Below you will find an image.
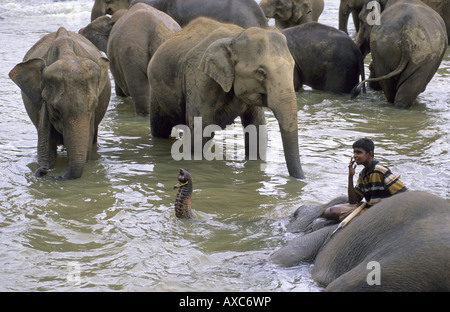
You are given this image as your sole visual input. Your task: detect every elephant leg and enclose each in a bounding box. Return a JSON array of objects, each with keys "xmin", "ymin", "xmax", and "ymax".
[
  {"xmin": 115, "ymin": 83, "xmax": 127, "ymax": 97},
  {"xmin": 149, "ymin": 93, "xmax": 173, "ymax": 138},
  {"xmin": 352, "ymin": 10, "xmax": 360, "ymax": 32},
  {"xmin": 126, "ymin": 70, "xmax": 151, "ymax": 116},
  {"xmin": 394, "ymin": 65, "xmax": 435, "ymax": 109},
  {"xmin": 240, "ymin": 107, "xmax": 266, "ymax": 160},
  {"xmin": 270, "ymin": 225, "xmax": 336, "ymax": 267}
]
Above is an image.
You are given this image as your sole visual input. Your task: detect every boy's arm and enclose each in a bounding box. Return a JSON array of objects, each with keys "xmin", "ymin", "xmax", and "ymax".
[{"xmin": 348, "ymin": 157, "xmax": 361, "ymax": 204}]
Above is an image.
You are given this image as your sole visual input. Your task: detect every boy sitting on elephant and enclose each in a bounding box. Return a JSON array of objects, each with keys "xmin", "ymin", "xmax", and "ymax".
[{"xmin": 323, "ymin": 138, "xmax": 407, "ymax": 222}]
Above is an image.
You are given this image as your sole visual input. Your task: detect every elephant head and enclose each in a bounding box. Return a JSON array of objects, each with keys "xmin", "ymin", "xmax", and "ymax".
[
  {"xmin": 9, "ymin": 55, "xmax": 110, "ymax": 179},
  {"xmin": 79, "ymin": 9, "xmax": 127, "ymax": 53},
  {"xmin": 260, "ymin": 0, "xmax": 313, "ymax": 28},
  {"xmin": 91, "ymin": 0, "xmax": 131, "ymax": 21},
  {"xmin": 199, "ymin": 27, "xmax": 304, "ymax": 179}
]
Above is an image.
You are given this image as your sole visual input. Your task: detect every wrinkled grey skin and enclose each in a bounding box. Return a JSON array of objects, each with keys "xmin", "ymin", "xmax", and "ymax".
[
  {"xmin": 271, "ymin": 191, "xmax": 450, "ymax": 291},
  {"xmin": 130, "ymin": 0, "xmax": 268, "ymax": 28},
  {"xmin": 81, "ymin": 3, "xmax": 181, "ymax": 115},
  {"xmin": 91, "ymin": 0, "xmax": 131, "ymax": 21},
  {"xmin": 339, "ymin": 0, "xmax": 364, "ymax": 34},
  {"xmin": 282, "ymin": 22, "xmax": 365, "ymax": 93},
  {"xmin": 148, "ymin": 18, "xmax": 304, "ymax": 179},
  {"xmin": 9, "ymin": 27, "xmax": 111, "ymax": 179},
  {"xmin": 353, "ymin": 0, "xmax": 447, "ymax": 109},
  {"xmin": 259, "ymin": 0, "xmax": 324, "ymax": 29}
]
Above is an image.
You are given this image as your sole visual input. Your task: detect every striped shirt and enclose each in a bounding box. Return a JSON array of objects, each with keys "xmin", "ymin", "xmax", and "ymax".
[{"xmin": 354, "ymin": 160, "xmax": 407, "ymax": 207}]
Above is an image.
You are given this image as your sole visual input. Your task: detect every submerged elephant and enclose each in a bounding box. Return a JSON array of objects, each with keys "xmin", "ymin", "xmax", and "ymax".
[
  {"xmin": 271, "ymin": 191, "xmax": 450, "ymax": 291},
  {"xmin": 352, "ymin": 0, "xmax": 447, "ymax": 108},
  {"xmin": 129, "ymin": 0, "xmax": 268, "ymax": 28},
  {"xmin": 9, "ymin": 27, "xmax": 111, "ymax": 179},
  {"xmin": 81, "ymin": 3, "xmax": 181, "ymax": 115},
  {"xmin": 339, "ymin": 0, "xmax": 364, "ymax": 34},
  {"xmin": 259, "ymin": 0, "xmax": 324, "ymax": 29},
  {"xmin": 91, "ymin": 0, "xmax": 131, "ymax": 21},
  {"xmin": 282, "ymin": 22, "xmax": 365, "ymax": 93},
  {"xmin": 148, "ymin": 18, "xmax": 305, "ymax": 179}
]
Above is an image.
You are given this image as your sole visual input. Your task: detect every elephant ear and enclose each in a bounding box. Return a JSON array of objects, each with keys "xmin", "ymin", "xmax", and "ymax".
[
  {"xmin": 9, "ymin": 58, "xmax": 46, "ymax": 110},
  {"xmin": 292, "ymin": 0, "xmax": 312, "ymax": 23},
  {"xmin": 97, "ymin": 56, "xmax": 110, "ymax": 93},
  {"xmin": 198, "ymin": 38, "xmax": 235, "ymax": 93}
]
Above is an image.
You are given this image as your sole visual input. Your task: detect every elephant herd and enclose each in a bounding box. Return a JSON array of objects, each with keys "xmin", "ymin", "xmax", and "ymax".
[
  {"xmin": 8, "ymin": 0, "xmax": 450, "ymax": 291},
  {"xmin": 9, "ymin": 0, "xmax": 448, "ymax": 180}
]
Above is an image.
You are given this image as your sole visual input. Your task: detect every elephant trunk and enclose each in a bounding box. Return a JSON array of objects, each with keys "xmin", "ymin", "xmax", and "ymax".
[
  {"xmin": 174, "ymin": 168, "xmax": 193, "ymax": 219},
  {"xmin": 267, "ymin": 78, "xmax": 305, "ymax": 179},
  {"xmin": 62, "ymin": 116, "xmax": 94, "ymax": 179}
]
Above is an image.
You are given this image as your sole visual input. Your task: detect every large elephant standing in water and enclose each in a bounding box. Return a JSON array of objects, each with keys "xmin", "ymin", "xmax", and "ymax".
[
  {"xmin": 353, "ymin": 0, "xmax": 447, "ymax": 108},
  {"xmin": 81, "ymin": 3, "xmax": 181, "ymax": 115},
  {"xmin": 9, "ymin": 27, "xmax": 111, "ymax": 179},
  {"xmin": 147, "ymin": 18, "xmax": 305, "ymax": 179},
  {"xmin": 129, "ymin": 0, "xmax": 268, "ymax": 28},
  {"xmin": 270, "ymin": 191, "xmax": 450, "ymax": 291}
]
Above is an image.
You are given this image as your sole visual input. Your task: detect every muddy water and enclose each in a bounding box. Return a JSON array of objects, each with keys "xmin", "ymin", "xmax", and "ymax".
[{"xmin": 0, "ymin": 0, "xmax": 448, "ymax": 291}]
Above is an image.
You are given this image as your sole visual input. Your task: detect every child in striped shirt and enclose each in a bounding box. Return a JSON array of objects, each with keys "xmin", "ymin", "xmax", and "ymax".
[{"xmin": 324, "ymin": 138, "xmax": 407, "ymax": 222}]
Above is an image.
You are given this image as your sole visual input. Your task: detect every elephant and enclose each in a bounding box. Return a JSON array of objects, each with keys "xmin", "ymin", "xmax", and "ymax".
[
  {"xmin": 421, "ymin": 0, "xmax": 450, "ymax": 43},
  {"xmin": 339, "ymin": 0, "xmax": 364, "ymax": 34},
  {"xmin": 80, "ymin": 3, "xmax": 181, "ymax": 115},
  {"xmin": 91, "ymin": 0, "xmax": 131, "ymax": 21},
  {"xmin": 270, "ymin": 191, "xmax": 450, "ymax": 291},
  {"xmin": 147, "ymin": 17, "xmax": 305, "ymax": 179},
  {"xmin": 259, "ymin": 0, "xmax": 324, "ymax": 29},
  {"xmin": 282, "ymin": 22, "xmax": 365, "ymax": 93},
  {"xmin": 9, "ymin": 27, "xmax": 111, "ymax": 179},
  {"xmin": 129, "ymin": 0, "xmax": 269, "ymax": 28},
  {"xmin": 352, "ymin": 0, "xmax": 447, "ymax": 109}
]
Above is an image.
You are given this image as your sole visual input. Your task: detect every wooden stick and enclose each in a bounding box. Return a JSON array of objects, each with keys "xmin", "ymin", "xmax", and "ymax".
[{"xmin": 332, "ymin": 202, "xmax": 367, "ymax": 235}]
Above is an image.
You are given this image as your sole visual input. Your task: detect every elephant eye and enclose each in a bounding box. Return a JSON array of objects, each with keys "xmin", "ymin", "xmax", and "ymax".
[{"xmin": 256, "ymin": 68, "xmax": 267, "ymax": 80}]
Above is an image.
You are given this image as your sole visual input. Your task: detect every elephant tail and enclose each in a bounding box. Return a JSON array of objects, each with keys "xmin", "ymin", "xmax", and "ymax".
[{"xmin": 350, "ymin": 31, "xmax": 411, "ymax": 99}]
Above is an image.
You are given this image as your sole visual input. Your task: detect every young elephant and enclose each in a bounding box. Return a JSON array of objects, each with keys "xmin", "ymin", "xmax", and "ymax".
[
  {"xmin": 9, "ymin": 27, "xmax": 111, "ymax": 179},
  {"xmin": 147, "ymin": 18, "xmax": 304, "ymax": 179},
  {"xmin": 353, "ymin": 0, "xmax": 448, "ymax": 108},
  {"xmin": 259, "ymin": 0, "xmax": 324, "ymax": 29},
  {"xmin": 282, "ymin": 22, "xmax": 365, "ymax": 93},
  {"xmin": 81, "ymin": 3, "xmax": 181, "ymax": 115}
]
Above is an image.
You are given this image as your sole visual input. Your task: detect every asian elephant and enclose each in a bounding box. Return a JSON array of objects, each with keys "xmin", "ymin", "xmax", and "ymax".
[
  {"xmin": 282, "ymin": 22, "xmax": 365, "ymax": 93},
  {"xmin": 91, "ymin": 0, "xmax": 131, "ymax": 21},
  {"xmin": 339, "ymin": 0, "xmax": 364, "ymax": 34},
  {"xmin": 352, "ymin": 0, "xmax": 447, "ymax": 109},
  {"xmin": 259, "ymin": 0, "xmax": 324, "ymax": 29},
  {"xmin": 129, "ymin": 0, "xmax": 268, "ymax": 28},
  {"xmin": 9, "ymin": 27, "xmax": 111, "ymax": 179},
  {"xmin": 80, "ymin": 3, "xmax": 181, "ymax": 115},
  {"xmin": 270, "ymin": 191, "xmax": 450, "ymax": 291},
  {"xmin": 147, "ymin": 18, "xmax": 305, "ymax": 179}
]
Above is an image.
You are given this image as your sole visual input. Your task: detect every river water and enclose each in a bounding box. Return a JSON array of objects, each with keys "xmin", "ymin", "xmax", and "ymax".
[{"xmin": 0, "ymin": 0, "xmax": 448, "ymax": 292}]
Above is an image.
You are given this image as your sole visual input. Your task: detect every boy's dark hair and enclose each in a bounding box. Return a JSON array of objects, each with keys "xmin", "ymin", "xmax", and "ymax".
[{"xmin": 353, "ymin": 138, "xmax": 374, "ymax": 153}]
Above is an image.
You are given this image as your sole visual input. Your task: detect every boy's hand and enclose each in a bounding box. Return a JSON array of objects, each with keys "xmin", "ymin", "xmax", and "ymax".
[{"xmin": 349, "ymin": 157, "xmax": 357, "ymax": 176}]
